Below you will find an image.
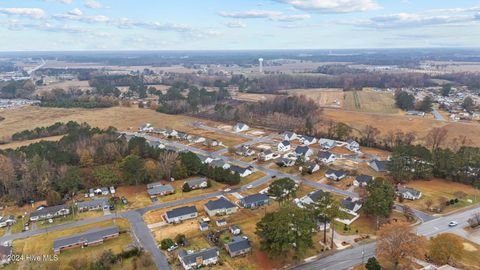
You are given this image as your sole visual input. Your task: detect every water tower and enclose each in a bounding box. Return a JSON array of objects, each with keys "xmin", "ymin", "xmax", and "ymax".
[{"xmin": 258, "ymin": 58, "xmax": 264, "ymax": 73}]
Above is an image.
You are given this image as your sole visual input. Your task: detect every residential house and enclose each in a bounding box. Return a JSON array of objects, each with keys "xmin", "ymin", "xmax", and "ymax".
[
  {"xmin": 300, "ymin": 136, "xmax": 317, "ymax": 145},
  {"xmin": 199, "ymin": 221, "xmax": 209, "ymax": 231},
  {"xmin": 235, "ymin": 145, "xmax": 255, "ymax": 156},
  {"xmin": 353, "ymin": 175, "xmax": 374, "ymax": 187},
  {"xmin": 276, "ymin": 157, "xmax": 295, "ymax": 167},
  {"xmin": 340, "ymin": 197, "xmax": 362, "ymax": 215},
  {"xmin": 317, "ymin": 151, "xmax": 336, "ymax": 164},
  {"xmin": 225, "ymin": 236, "xmax": 252, "ymax": 257},
  {"xmin": 204, "ymin": 197, "xmax": 238, "ymax": 217},
  {"xmin": 148, "ymin": 140, "xmax": 165, "ymax": 149},
  {"xmin": 178, "ymin": 248, "xmax": 219, "ymax": 270},
  {"xmin": 30, "ymin": 204, "xmax": 70, "ymax": 222},
  {"xmin": 165, "ymin": 129, "xmax": 178, "ymax": 138},
  {"xmin": 283, "ymin": 132, "xmax": 298, "ymax": 141},
  {"xmin": 294, "ymin": 146, "xmax": 314, "ymax": 161},
  {"xmin": 233, "ymin": 123, "xmax": 249, "ymax": 133},
  {"xmin": 100, "ymin": 187, "xmax": 109, "ymax": 195},
  {"xmin": 346, "ymin": 139, "xmax": 360, "ymax": 152},
  {"xmin": 325, "ymin": 170, "xmax": 347, "ymax": 181},
  {"xmin": 189, "ymin": 136, "xmax": 206, "ymax": 144},
  {"xmin": 176, "ymin": 132, "xmax": 190, "ymax": 141},
  {"xmin": 196, "ymin": 154, "xmax": 214, "ymax": 164},
  {"xmin": 53, "ymin": 226, "xmax": 119, "ymax": 254},
  {"xmin": 277, "ymin": 141, "xmax": 291, "ymax": 152},
  {"xmin": 368, "ymin": 159, "xmax": 388, "ymax": 172},
  {"xmin": 139, "ymin": 123, "xmax": 153, "ymax": 132},
  {"xmin": 0, "ymin": 216, "xmax": 15, "ymax": 228},
  {"xmin": 164, "ymin": 206, "xmax": 198, "ymax": 224},
  {"xmin": 77, "ymin": 198, "xmax": 109, "ymax": 212},
  {"xmin": 396, "ymin": 187, "xmax": 422, "ymax": 200},
  {"xmin": 319, "ymin": 138, "xmax": 336, "ymax": 150},
  {"xmin": 259, "ymin": 149, "xmax": 276, "ymax": 161},
  {"xmin": 230, "ymin": 165, "xmax": 253, "ymax": 177},
  {"xmin": 147, "ymin": 181, "xmax": 163, "ymax": 189},
  {"xmin": 203, "ymin": 139, "xmax": 222, "ymax": 147},
  {"xmin": 297, "ymin": 190, "xmax": 325, "ymax": 206},
  {"xmin": 407, "ymin": 110, "xmax": 426, "ymax": 117},
  {"xmin": 147, "ymin": 184, "xmax": 175, "ymax": 198},
  {"xmin": 216, "ymin": 219, "xmax": 227, "ymax": 226},
  {"xmin": 185, "ymin": 178, "xmax": 209, "ymax": 190},
  {"xmin": 229, "ymin": 225, "xmax": 241, "ymax": 235},
  {"xmin": 300, "ymin": 162, "xmax": 320, "ymax": 174},
  {"xmin": 240, "ymin": 193, "xmax": 269, "ymax": 209},
  {"xmin": 0, "ymin": 246, "xmax": 12, "ymax": 266},
  {"xmin": 210, "ymin": 159, "xmax": 230, "ymax": 170}
]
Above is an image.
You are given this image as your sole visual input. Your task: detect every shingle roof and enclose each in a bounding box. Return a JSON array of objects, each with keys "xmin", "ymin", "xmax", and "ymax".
[
  {"xmin": 147, "ymin": 181, "xmax": 163, "ymax": 189},
  {"xmin": 147, "ymin": 185, "xmax": 174, "ymax": 196},
  {"xmin": 308, "ymin": 190, "xmax": 325, "ymax": 202},
  {"xmin": 165, "ymin": 206, "xmax": 197, "ymax": 220},
  {"xmin": 279, "ymin": 141, "xmax": 290, "ymax": 146},
  {"xmin": 205, "ymin": 197, "xmax": 236, "ymax": 211},
  {"xmin": 317, "ymin": 151, "xmax": 334, "ymax": 159},
  {"xmin": 30, "ymin": 204, "xmax": 69, "ymax": 219},
  {"xmin": 295, "ymin": 146, "xmax": 311, "ymax": 155},
  {"xmin": 178, "ymin": 248, "xmax": 219, "ymax": 265},
  {"xmin": 355, "ymin": 174, "xmax": 373, "ymax": 184},
  {"xmin": 326, "ymin": 169, "xmax": 347, "ymax": 178},
  {"xmin": 187, "ymin": 178, "xmax": 207, "ymax": 188},
  {"xmin": 53, "ymin": 226, "xmax": 119, "ymax": 251},
  {"xmin": 341, "ymin": 197, "xmax": 359, "ymax": 211},
  {"xmin": 241, "ymin": 193, "xmax": 269, "ymax": 205},
  {"xmin": 230, "ymin": 165, "xmax": 249, "ymax": 174},
  {"xmin": 398, "ymin": 187, "xmax": 421, "ymax": 197},
  {"xmin": 226, "ymin": 236, "xmax": 251, "ymax": 253},
  {"xmin": 77, "ymin": 198, "xmax": 109, "ymax": 209},
  {"xmin": 370, "ymin": 159, "xmax": 388, "ymax": 171}
]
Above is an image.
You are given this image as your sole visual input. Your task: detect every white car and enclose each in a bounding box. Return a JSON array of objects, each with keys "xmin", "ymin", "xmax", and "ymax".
[
  {"xmin": 448, "ymin": 221, "xmax": 458, "ymax": 227},
  {"xmin": 246, "ymin": 185, "xmax": 253, "ymax": 189},
  {"xmin": 224, "ymin": 188, "xmax": 231, "ymax": 192}
]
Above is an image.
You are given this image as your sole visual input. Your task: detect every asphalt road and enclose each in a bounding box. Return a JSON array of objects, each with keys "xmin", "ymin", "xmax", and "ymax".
[{"xmin": 432, "ymin": 109, "xmax": 446, "ymax": 121}]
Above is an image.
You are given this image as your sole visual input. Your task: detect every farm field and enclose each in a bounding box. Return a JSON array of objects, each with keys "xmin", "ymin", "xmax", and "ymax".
[
  {"xmin": 0, "ymin": 135, "xmax": 64, "ymax": 150},
  {"xmin": 320, "ymin": 108, "xmax": 480, "ymax": 147},
  {"xmin": 233, "ymin": 92, "xmax": 278, "ymax": 102},
  {"xmin": 284, "ymin": 88, "xmax": 344, "ymax": 108},
  {"xmin": 6, "ymin": 219, "xmax": 139, "ymax": 270},
  {"xmin": 401, "ymin": 179, "xmax": 480, "ymax": 214},
  {"xmin": 344, "ymin": 90, "xmax": 398, "ymax": 114}
]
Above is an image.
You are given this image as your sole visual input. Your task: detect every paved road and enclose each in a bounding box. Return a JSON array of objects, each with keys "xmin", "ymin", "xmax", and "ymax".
[
  {"xmin": 292, "ymin": 205, "xmax": 480, "ymax": 270},
  {"xmin": 432, "ymin": 109, "xmax": 445, "ymax": 121},
  {"xmin": 394, "ymin": 204, "xmax": 436, "ymax": 222}
]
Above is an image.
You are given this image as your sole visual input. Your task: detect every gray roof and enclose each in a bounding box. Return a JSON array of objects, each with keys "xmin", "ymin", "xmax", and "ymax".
[
  {"xmin": 302, "ymin": 136, "xmax": 316, "ymax": 142},
  {"xmin": 326, "ymin": 169, "xmax": 347, "ymax": 178},
  {"xmin": 230, "ymin": 165, "xmax": 250, "ymax": 174},
  {"xmin": 147, "ymin": 181, "xmax": 163, "ymax": 189},
  {"xmin": 226, "ymin": 236, "xmax": 251, "ymax": 253},
  {"xmin": 370, "ymin": 159, "xmax": 388, "ymax": 171},
  {"xmin": 295, "ymin": 146, "xmax": 311, "ymax": 155},
  {"xmin": 210, "ymin": 159, "xmax": 227, "ymax": 168},
  {"xmin": 308, "ymin": 190, "xmax": 325, "ymax": 202},
  {"xmin": 53, "ymin": 226, "xmax": 119, "ymax": 251},
  {"xmin": 178, "ymin": 247, "xmax": 219, "ymax": 265},
  {"xmin": 30, "ymin": 204, "xmax": 69, "ymax": 219},
  {"xmin": 397, "ymin": 187, "xmax": 421, "ymax": 197},
  {"xmin": 77, "ymin": 198, "xmax": 109, "ymax": 209},
  {"xmin": 341, "ymin": 197, "xmax": 360, "ymax": 211},
  {"xmin": 147, "ymin": 184, "xmax": 174, "ymax": 196},
  {"xmin": 284, "ymin": 131, "xmax": 296, "ymax": 138},
  {"xmin": 317, "ymin": 151, "xmax": 334, "ymax": 159},
  {"xmin": 279, "ymin": 141, "xmax": 290, "ymax": 146},
  {"xmin": 241, "ymin": 193, "xmax": 269, "ymax": 205},
  {"xmin": 187, "ymin": 178, "xmax": 208, "ymax": 188},
  {"xmin": 0, "ymin": 246, "xmax": 12, "ymax": 256},
  {"xmin": 355, "ymin": 174, "xmax": 373, "ymax": 184},
  {"xmin": 205, "ymin": 197, "xmax": 236, "ymax": 211},
  {"xmin": 166, "ymin": 206, "xmax": 197, "ymax": 220}
]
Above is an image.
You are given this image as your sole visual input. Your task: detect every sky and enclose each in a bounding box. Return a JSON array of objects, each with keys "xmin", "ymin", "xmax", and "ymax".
[{"xmin": 0, "ymin": 0, "xmax": 479, "ymax": 51}]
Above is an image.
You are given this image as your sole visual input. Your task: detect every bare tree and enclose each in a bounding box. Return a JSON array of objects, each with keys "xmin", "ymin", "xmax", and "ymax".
[
  {"xmin": 362, "ymin": 125, "xmax": 380, "ymax": 147},
  {"xmin": 157, "ymin": 151, "xmax": 178, "ymax": 181},
  {"xmin": 426, "ymin": 127, "xmax": 449, "ymax": 150}
]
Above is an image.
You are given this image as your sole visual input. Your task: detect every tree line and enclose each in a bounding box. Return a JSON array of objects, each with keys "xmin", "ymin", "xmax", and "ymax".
[{"xmin": 11, "ymin": 121, "xmax": 83, "ymax": 141}]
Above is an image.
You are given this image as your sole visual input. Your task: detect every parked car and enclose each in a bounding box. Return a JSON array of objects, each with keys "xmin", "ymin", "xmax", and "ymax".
[
  {"xmin": 246, "ymin": 185, "xmax": 253, "ymax": 189},
  {"xmin": 224, "ymin": 188, "xmax": 231, "ymax": 192},
  {"xmin": 448, "ymin": 221, "xmax": 458, "ymax": 227}
]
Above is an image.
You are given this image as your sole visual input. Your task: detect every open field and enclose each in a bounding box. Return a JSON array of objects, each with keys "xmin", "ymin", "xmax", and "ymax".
[
  {"xmin": 283, "ymin": 88, "xmax": 344, "ymax": 108},
  {"xmin": 35, "ymin": 80, "xmax": 91, "ymax": 95},
  {"xmin": 402, "ymin": 179, "xmax": 480, "ymax": 214},
  {"xmin": 344, "ymin": 90, "xmax": 398, "ymax": 114},
  {"xmin": 233, "ymin": 92, "xmax": 278, "ymax": 102},
  {"xmin": 0, "ymin": 135, "xmax": 64, "ymax": 149},
  {"xmin": 320, "ymin": 108, "xmax": 480, "ymax": 147},
  {"xmin": 6, "ymin": 219, "xmax": 133, "ymax": 270}
]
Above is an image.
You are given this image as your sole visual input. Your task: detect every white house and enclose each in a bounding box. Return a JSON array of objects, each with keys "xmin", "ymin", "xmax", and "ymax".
[
  {"xmin": 325, "ymin": 170, "xmax": 347, "ymax": 181},
  {"xmin": 340, "ymin": 197, "xmax": 362, "ymax": 215},
  {"xmin": 236, "ymin": 145, "xmax": 255, "ymax": 156},
  {"xmin": 300, "ymin": 136, "xmax": 317, "ymax": 145},
  {"xmin": 346, "ymin": 139, "xmax": 360, "ymax": 152},
  {"xmin": 396, "ymin": 187, "xmax": 422, "ymax": 200},
  {"xmin": 300, "ymin": 163, "xmax": 320, "ymax": 174},
  {"xmin": 317, "ymin": 151, "xmax": 336, "ymax": 164},
  {"xmin": 233, "ymin": 123, "xmax": 249, "ymax": 133},
  {"xmin": 319, "ymin": 138, "xmax": 336, "ymax": 150},
  {"xmin": 353, "ymin": 175, "xmax": 373, "ymax": 187},
  {"xmin": 283, "ymin": 132, "xmax": 298, "ymax": 141},
  {"xmin": 231, "ymin": 165, "xmax": 253, "ymax": 177},
  {"xmin": 294, "ymin": 146, "xmax": 314, "ymax": 161},
  {"xmin": 139, "ymin": 123, "xmax": 154, "ymax": 132},
  {"xmin": 178, "ymin": 248, "xmax": 219, "ymax": 270},
  {"xmin": 259, "ymin": 150, "xmax": 276, "ymax": 161},
  {"xmin": 277, "ymin": 141, "xmax": 291, "ymax": 152}
]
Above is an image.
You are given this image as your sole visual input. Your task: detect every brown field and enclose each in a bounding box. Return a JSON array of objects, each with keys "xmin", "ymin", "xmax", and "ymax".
[
  {"xmin": 35, "ymin": 80, "xmax": 91, "ymax": 95},
  {"xmin": 320, "ymin": 108, "xmax": 480, "ymax": 147},
  {"xmin": 284, "ymin": 88, "xmax": 344, "ymax": 108},
  {"xmin": 233, "ymin": 92, "xmax": 278, "ymax": 102},
  {"xmin": 344, "ymin": 90, "xmax": 398, "ymax": 114},
  {"xmin": 0, "ymin": 135, "xmax": 64, "ymax": 150},
  {"xmin": 401, "ymin": 179, "xmax": 479, "ymax": 213},
  {"xmin": 6, "ymin": 219, "xmax": 139, "ymax": 270}
]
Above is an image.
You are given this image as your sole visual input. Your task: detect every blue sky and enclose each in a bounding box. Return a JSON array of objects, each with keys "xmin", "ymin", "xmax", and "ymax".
[{"xmin": 0, "ymin": 0, "xmax": 479, "ymax": 51}]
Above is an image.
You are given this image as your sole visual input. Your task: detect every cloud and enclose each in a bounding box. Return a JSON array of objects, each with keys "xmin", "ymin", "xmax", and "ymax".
[
  {"xmin": 218, "ymin": 10, "xmax": 310, "ymax": 21},
  {"xmin": 53, "ymin": 11, "xmax": 109, "ymax": 23},
  {"xmin": 67, "ymin": 8, "xmax": 83, "ymax": 16},
  {"xmin": 223, "ymin": 21, "xmax": 247, "ymax": 28},
  {"xmin": 3, "ymin": 20, "xmax": 87, "ymax": 33},
  {"xmin": 273, "ymin": 0, "xmax": 380, "ymax": 13},
  {"xmin": 84, "ymin": 0, "xmax": 105, "ymax": 9},
  {"xmin": 0, "ymin": 8, "xmax": 46, "ymax": 19},
  {"xmin": 348, "ymin": 13, "xmax": 476, "ymax": 29},
  {"xmin": 41, "ymin": 0, "xmax": 74, "ymax": 4}
]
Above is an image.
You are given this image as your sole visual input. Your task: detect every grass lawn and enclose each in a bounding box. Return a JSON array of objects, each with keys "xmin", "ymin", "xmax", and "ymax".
[
  {"xmin": 344, "ymin": 90, "xmax": 398, "ymax": 114},
  {"xmin": 36, "ymin": 210, "xmax": 105, "ymax": 229},
  {"xmin": 238, "ymin": 172, "xmax": 267, "ymax": 187},
  {"xmin": 335, "ymin": 211, "xmax": 414, "ymax": 237},
  {"xmin": 115, "ymin": 185, "xmax": 153, "ymax": 210},
  {"xmin": 402, "ymin": 179, "xmax": 480, "ymax": 214},
  {"xmin": 157, "ymin": 179, "xmax": 226, "ymax": 204},
  {"xmin": 6, "ymin": 219, "xmax": 132, "ymax": 270}
]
